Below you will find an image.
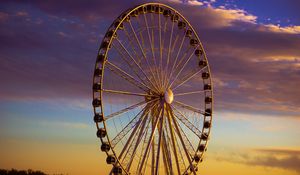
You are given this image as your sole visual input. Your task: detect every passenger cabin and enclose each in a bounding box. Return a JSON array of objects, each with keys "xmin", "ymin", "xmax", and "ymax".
[
  {"xmin": 205, "ymin": 96, "xmax": 212, "ymax": 104},
  {"xmin": 185, "ymin": 29, "xmax": 192, "ymax": 37},
  {"xmin": 106, "ymin": 155, "xmax": 116, "ymax": 164},
  {"xmin": 93, "ymin": 83, "xmax": 101, "ymax": 92},
  {"xmin": 94, "ymin": 113, "xmax": 104, "ymax": 123},
  {"xmin": 198, "ymin": 144, "xmax": 206, "ymax": 152},
  {"xmin": 204, "ymin": 84, "xmax": 211, "ymax": 90},
  {"xmin": 92, "ymin": 98, "xmax": 101, "ymax": 107},
  {"xmin": 112, "ymin": 166, "xmax": 122, "ymax": 175},
  {"xmin": 195, "ymin": 49, "xmax": 203, "ymax": 57},
  {"xmin": 202, "ymin": 72, "xmax": 210, "ymax": 79},
  {"xmin": 178, "ymin": 21, "xmax": 186, "ymax": 29},
  {"xmin": 97, "ymin": 128, "xmax": 107, "ymax": 138},
  {"xmin": 204, "ymin": 121, "xmax": 211, "ymax": 128},
  {"xmin": 198, "ymin": 60, "xmax": 207, "ymax": 68},
  {"xmin": 94, "ymin": 68, "xmax": 102, "ymax": 77},
  {"xmin": 101, "ymin": 142, "xmax": 110, "ymax": 152}
]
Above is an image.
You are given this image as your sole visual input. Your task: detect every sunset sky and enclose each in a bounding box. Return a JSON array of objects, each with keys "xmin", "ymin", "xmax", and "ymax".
[{"xmin": 0, "ymin": 0, "xmax": 300, "ymax": 175}]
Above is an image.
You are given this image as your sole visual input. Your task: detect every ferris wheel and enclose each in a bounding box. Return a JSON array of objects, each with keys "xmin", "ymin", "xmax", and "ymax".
[{"xmin": 92, "ymin": 3, "xmax": 213, "ymax": 175}]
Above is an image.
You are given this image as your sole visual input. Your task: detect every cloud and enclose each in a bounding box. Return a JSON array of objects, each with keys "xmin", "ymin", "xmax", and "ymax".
[
  {"xmin": 168, "ymin": 0, "xmax": 256, "ymax": 26},
  {"xmin": 0, "ymin": 0, "xmax": 300, "ymax": 118},
  {"xmin": 163, "ymin": 0, "xmax": 204, "ymax": 6},
  {"xmin": 213, "ymin": 147, "xmax": 300, "ymax": 173},
  {"xmin": 262, "ymin": 24, "xmax": 300, "ymax": 34},
  {"xmin": 254, "ymin": 148, "xmax": 300, "ymax": 155},
  {"xmin": 213, "ymin": 7, "xmax": 257, "ymax": 25},
  {"xmin": 186, "ymin": 0, "xmax": 204, "ymax": 6},
  {"xmin": 249, "ymin": 156, "xmax": 300, "ymax": 173},
  {"xmin": 0, "ymin": 12, "xmax": 9, "ymax": 22},
  {"xmin": 248, "ymin": 148, "xmax": 300, "ymax": 173},
  {"xmin": 15, "ymin": 11, "xmax": 29, "ymax": 17},
  {"xmin": 9, "ymin": 0, "xmax": 143, "ymax": 22},
  {"xmin": 57, "ymin": 31, "xmax": 71, "ymax": 38}
]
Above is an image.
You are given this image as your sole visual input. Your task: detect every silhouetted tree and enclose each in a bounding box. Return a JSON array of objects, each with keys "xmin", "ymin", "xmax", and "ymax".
[{"xmin": 0, "ymin": 169, "xmax": 48, "ymax": 175}]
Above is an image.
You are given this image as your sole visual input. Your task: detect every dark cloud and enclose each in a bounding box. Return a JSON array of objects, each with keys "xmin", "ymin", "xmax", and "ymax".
[
  {"xmin": 0, "ymin": 6, "xmax": 99, "ymax": 100},
  {"xmin": 213, "ymin": 148, "xmax": 300, "ymax": 173},
  {"xmin": 248, "ymin": 150, "xmax": 300, "ymax": 173},
  {"xmin": 1, "ymin": 0, "xmax": 145, "ymax": 22},
  {"xmin": 168, "ymin": 3, "xmax": 300, "ymax": 116},
  {"xmin": 1, "ymin": 0, "xmax": 300, "ymax": 117}
]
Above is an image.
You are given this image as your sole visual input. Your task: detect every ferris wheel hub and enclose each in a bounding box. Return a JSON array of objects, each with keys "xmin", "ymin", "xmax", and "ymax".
[{"xmin": 164, "ymin": 89, "xmax": 174, "ymax": 104}]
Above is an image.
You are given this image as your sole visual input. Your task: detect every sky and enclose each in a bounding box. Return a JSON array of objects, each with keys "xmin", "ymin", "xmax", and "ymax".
[{"xmin": 0, "ymin": 0, "xmax": 300, "ymax": 174}]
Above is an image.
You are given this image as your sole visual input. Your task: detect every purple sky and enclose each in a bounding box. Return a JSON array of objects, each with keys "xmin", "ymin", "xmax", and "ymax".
[
  {"xmin": 1, "ymin": 0, "xmax": 299, "ymax": 116},
  {"xmin": 0, "ymin": 0, "xmax": 300, "ymax": 174}
]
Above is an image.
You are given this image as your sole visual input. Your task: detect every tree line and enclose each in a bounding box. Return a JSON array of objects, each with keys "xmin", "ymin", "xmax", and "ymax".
[{"xmin": 0, "ymin": 169, "xmax": 64, "ymax": 175}]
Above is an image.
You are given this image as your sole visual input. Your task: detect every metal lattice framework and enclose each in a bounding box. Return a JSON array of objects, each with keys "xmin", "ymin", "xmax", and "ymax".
[{"xmin": 92, "ymin": 3, "xmax": 213, "ymax": 175}]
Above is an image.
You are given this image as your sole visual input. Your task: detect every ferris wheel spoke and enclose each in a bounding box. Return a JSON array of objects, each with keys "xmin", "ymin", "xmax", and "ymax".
[
  {"xmin": 138, "ymin": 29, "xmax": 154, "ymax": 78},
  {"xmin": 128, "ymin": 104, "xmax": 158, "ymax": 172},
  {"xmin": 160, "ymin": 17, "xmax": 170, "ymax": 91},
  {"xmin": 162, "ymin": 120, "xmax": 175, "ymax": 174},
  {"xmin": 167, "ymin": 29, "xmax": 188, "ymax": 90},
  {"xmin": 139, "ymin": 32, "xmax": 147, "ymax": 58},
  {"xmin": 174, "ymin": 113, "xmax": 196, "ymax": 155},
  {"xmin": 158, "ymin": 10, "xmax": 164, "ymax": 90},
  {"xmin": 171, "ymin": 34, "xmax": 180, "ymax": 54},
  {"xmin": 143, "ymin": 14, "xmax": 162, "ymax": 91},
  {"xmin": 176, "ymin": 123, "xmax": 198, "ymax": 175},
  {"xmin": 163, "ymin": 33, "xmax": 179, "ymax": 91},
  {"xmin": 162, "ymin": 152, "xmax": 170, "ymax": 175},
  {"xmin": 167, "ymin": 46, "xmax": 192, "ymax": 89},
  {"xmin": 151, "ymin": 16, "xmax": 157, "ymax": 67},
  {"xmin": 102, "ymin": 89, "xmax": 154, "ymax": 97},
  {"xmin": 106, "ymin": 61, "xmax": 152, "ymax": 92},
  {"xmin": 105, "ymin": 99, "xmax": 156, "ymax": 121},
  {"xmin": 172, "ymin": 66, "xmax": 207, "ymax": 90},
  {"xmin": 137, "ymin": 104, "xmax": 163, "ymax": 173},
  {"xmin": 123, "ymin": 27, "xmax": 143, "ymax": 64},
  {"xmin": 166, "ymin": 106, "xmax": 188, "ymax": 173},
  {"xmin": 171, "ymin": 105, "xmax": 202, "ymax": 173},
  {"xmin": 110, "ymin": 102, "xmax": 155, "ymax": 148},
  {"xmin": 115, "ymin": 37, "xmax": 160, "ymax": 93},
  {"xmin": 163, "ymin": 16, "xmax": 175, "ymax": 91},
  {"xmin": 121, "ymin": 113, "xmax": 148, "ymax": 166},
  {"xmin": 124, "ymin": 112, "xmax": 151, "ymax": 172},
  {"xmin": 151, "ymin": 107, "xmax": 159, "ymax": 175},
  {"xmin": 135, "ymin": 115, "xmax": 152, "ymax": 174},
  {"xmin": 117, "ymin": 103, "xmax": 158, "ymax": 163},
  {"xmin": 171, "ymin": 105, "xmax": 202, "ymax": 139},
  {"xmin": 169, "ymin": 45, "xmax": 199, "ymax": 88},
  {"xmin": 143, "ymin": 15, "xmax": 156, "ymax": 63},
  {"xmin": 173, "ymin": 100, "xmax": 205, "ymax": 115},
  {"xmin": 154, "ymin": 104, "xmax": 165, "ymax": 175},
  {"xmin": 141, "ymin": 140, "xmax": 153, "ymax": 175},
  {"xmin": 166, "ymin": 104, "xmax": 181, "ymax": 175},
  {"xmin": 116, "ymin": 29, "xmax": 154, "ymax": 88},
  {"xmin": 129, "ymin": 18, "xmax": 147, "ymax": 61},
  {"xmin": 161, "ymin": 131, "xmax": 173, "ymax": 175},
  {"xmin": 169, "ymin": 107, "xmax": 197, "ymax": 175},
  {"xmin": 128, "ymin": 20, "xmax": 161, "ymax": 92},
  {"xmin": 158, "ymin": 15, "xmax": 168, "ymax": 91},
  {"xmin": 175, "ymin": 129, "xmax": 188, "ymax": 173},
  {"xmin": 153, "ymin": 26, "xmax": 164, "ymax": 91},
  {"xmin": 151, "ymin": 14, "xmax": 164, "ymax": 91},
  {"xmin": 174, "ymin": 90, "xmax": 206, "ymax": 96},
  {"xmin": 108, "ymin": 43, "xmax": 147, "ymax": 89}
]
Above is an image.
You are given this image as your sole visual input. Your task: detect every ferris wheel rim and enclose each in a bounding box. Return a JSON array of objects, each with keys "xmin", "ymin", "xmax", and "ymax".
[{"xmin": 92, "ymin": 3, "xmax": 214, "ymax": 175}]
